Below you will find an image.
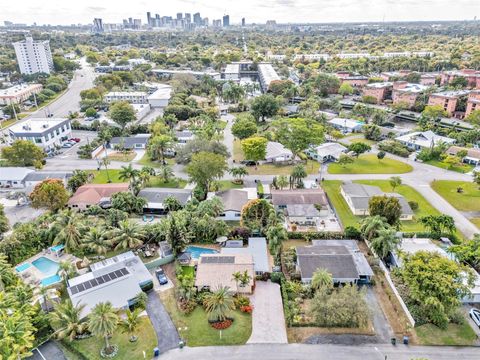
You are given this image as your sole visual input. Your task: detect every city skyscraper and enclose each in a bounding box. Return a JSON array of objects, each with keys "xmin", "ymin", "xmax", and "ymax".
[
  {"xmin": 242, "ymin": 18, "xmax": 246, "ymax": 26},
  {"xmin": 92, "ymin": 18, "xmax": 104, "ymax": 33},
  {"xmin": 147, "ymin": 12, "xmax": 152, "ymax": 26},
  {"xmin": 185, "ymin": 13, "xmax": 191, "ymax": 23},
  {"xmin": 193, "ymin": 12, "xmax": 201, "ymax": 25},
  {"xmin": 176, "ymin": 13, "xmax": 183, "ymax": 20},
  {"xmin": 13, "ymin": 36, "xmax": 54, "ymax": 75},
  {"xmin": 223, "ymin": 15, "xmax": 230, "ymax": 27}
]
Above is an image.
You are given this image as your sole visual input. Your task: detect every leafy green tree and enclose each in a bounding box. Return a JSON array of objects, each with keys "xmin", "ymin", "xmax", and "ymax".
[
  {"xmin": 389, "ymin": 176, "xmax": 402, "ymax": 191},
  {"xmin": 0, "ymin": 204, "xmax": 9, "ymax": 238},
  {"xmin": 57, "ymin": 260, "xmax": 77, "ymax": 284},
  {"xmin": 473, "ymin": 171, "xmax": 480, "ymax": 189},
  {"xmin": 30, "ymin": 179, "xmax": 69, "ymax": 212},
  {"xmin": 251, "ymin": 94, "xmax": 280, "ymax": 121},
  {"xmin": 50, "ymin": 300, "xmax": 88, "ymax": 341},
  {"xmin": 274, "ymin": 118, "xmax": 324, "ymax": 159},
  {"xmin": 419, "ymin": 215, "xmax": 456, "ymax": 238},
  {"xmin": 337, "ymin": 153, "xmax": 354, "ymax": 167},
  {"xmin": 368, "ymin": 196, "xmax": 402, "ymax": 227},
  {"xmin": 360, "ymin": 215, "xmax": 388, "ymax": 241},
  {"xmin": 88, "ymin": 302, "xmax": 119, "ymax": 356},
  {"xmin": 276, "ymin": 175, "xmax": 289, "ymax": 190},
  {"xmin": 370, "ymin": 227, "xmax": 400, "ymax": 260},
  {"xmin": 465, "ymin": 110, "xmax": 480, "ymax": 125},
  {"xmin": 449, "ymin": 235, "xmax": 480, "ymax": 269},
  {"xmin": 0, "ymin": 306, "xmax": 36, "ymax": 359},
  {"xmin": 442, "ymin": 154, "xmax": 461, "ymax": 170},
  {"xmin": 241, "ymin": 199, "xmax": 275, "ymax": 234},
  {"xmin": 313, "ymin": 73, "xmax": 340, "ymax": 97},
  {"xmin": 119, "ymin": 308, "xmax": 142, "ymax": 342},
  {"xmin": 338, "ymin": 82, "xmax": 354, "ymax": 97},
  {"xmin": 203, "ymin": 286, "xmax": 235, "ymax": 322},
  {"xmin": 111, "ymin": 192, "xmax": 146, "ymax": 214},
  {"xmin": 347, "ymin": 142, "xmax": 371, "ymax": 157},
  {"xmin": 148, "ymin": 134, "xmax": 174, "ymax": 163},
  {"xmin": 290, "ymin": 164, "xmax": 307, "ymax": 188},
  {"xmin": 228, "ymin": 167, "xmax": 249, "ymax": 182},
  {"xmin": 364, "ymin": 124, "xmax": 382, "ymax": 141},
  {"xmin": 67, "ymin": 170, "xmax": 90, "ymax": 192},
  {"xmin": 158, "ymin": 164, "xmax": 174, "ymax": 183},
  {"xmin": 106, "ymin": 220, "xmax": 145, "ymax": 250},
  {"xmin": 231, "ymin": 117, "xmax": 257, "ymax": 139},
  {"xmin": 108, "ymin": 101, "xmax": 136, "ymax": 129},
  {"xmin": 186, "ymin": 151, "xmax": 228, "ymax": 194},
  {"xmin": 377, "ymin": 151, "xmax": 386, "ymax": 160},
  {"xmin": 421, "ymin": 105, "xmax": 448, "ymax": 121},
  {"xmin": 164, "ymin": 196, "xmax": 182, "ymax": 212},
  {"xmin": 82, "ymin": 227, "xmax": 109, "ymax": 255},
  {"xmin": 85, "ymin": 107, "xmax": 97, "ymax": 118},
  {"xmin": 1, "ymin": 140, "xmax": 45, "ymax": 168},
  {"xmin": 241, "ymin": 136, "xmax": 268, "ymax": 162}
]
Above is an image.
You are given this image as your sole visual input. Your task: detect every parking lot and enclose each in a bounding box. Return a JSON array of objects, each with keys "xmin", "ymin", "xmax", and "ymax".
[{"xmin": 52, "ymin": 130, "xmax": 96, "ymax": 160}]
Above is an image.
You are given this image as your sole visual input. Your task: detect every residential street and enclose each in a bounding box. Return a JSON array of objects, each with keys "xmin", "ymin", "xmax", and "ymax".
[{"xmin": 221, "ymin": 113, "xmax": 235, "ymax": 166}]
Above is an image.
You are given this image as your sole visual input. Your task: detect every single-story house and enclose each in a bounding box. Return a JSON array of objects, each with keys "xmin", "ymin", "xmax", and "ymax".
[
  {"xmin": 271, "ymin": 189, "xmax": 328, "ymax": 209},
  {"xmin": 340, "ymin": 183, "xmax": 414, "ymax": 220},
  {"xmin": 305, "ymin": 142, "xmax": 347, "ymax": 163},
  {"xmin": 447, "ymin": 146, "xmax": 480, "ymax": 165},
  {"xmin": 175, "ymin": 130, "xmax": 194, "ymax": 144},
  {"xmin": 265, "ymin": 141, "xmax": 293, "ymax": 163},
  {"xmin": 285, "ymin": 204, "xmax": 322, "ymax": 227},
  {"xmin": 67, "ymin": 251, "xmax": 153, "ymax": 318},
  {"xmin": 296, "ymin": 240, "xmax": 373, "ymax": 284},
  {"xmin": 0, "ymin": 167, "xmax": 34, "ymax": 188},
  {"xmin": 195, "ymin": 254, "xmax": 255, "ymax": 294},
  {"xmin": 138, "ymin": 188, "xmax": 192, "ymax": 215},
  {"xmin": 215, "ymin": 189, "xmax": 250, "ymax": 221},
  {"xmin": 395, "ymin": 130, "xmax": 455, "ymax": 151},
  {"xmin": 328, "ymin": 118, "xmax": 364, "ymax": 133},
  {"xmin": 108, "ymin": 134, "xmax": 151, "ymax": 150},
  {"xmin": 24, "ymin": 171, "xmax": 72, "ymax": 189},
  {"xmin": 221, "ymin": 237, "xmax": 270, "ymax": 275},
  {"xmin": 68, "ymin": 183, "xmax": 129, "ymax": 210}
]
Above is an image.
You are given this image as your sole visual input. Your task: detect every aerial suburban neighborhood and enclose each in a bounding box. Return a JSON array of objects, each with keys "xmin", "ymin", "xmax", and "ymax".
[{"xmin": 1, "ymin": 2, "xmax": 480, "ymax": 360}]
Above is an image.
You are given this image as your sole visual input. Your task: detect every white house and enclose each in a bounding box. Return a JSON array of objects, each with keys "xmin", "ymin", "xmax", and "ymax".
[
  {"xmin": 108, "ymin": 134, "xmax": 151, "ymax": 150},
  {"xmin": 215, "ymin": 189, "xmax": 252, "ymax": 221},
  {"xmin": 24, "ymin": 171, "xmax": 72, "ymax": 189},
  {"xmin": 223, "ymin": 63, "xmax": 240, "ymax": 81},
  {"xmin": 147, "ymin": 84, "xmax": 172, "ymax": 108},
  {"xmin": 265, "ymin": 141, "xmax": 293, "ymax": 163},
  {"xmin": 8, "ymin": 118, "xmax": 72, "ymax": 152},
  {"xmin": 328, "ymin": 118, "xmax": 365, "ymax": 133},
  {"xmin": 104, "ymin": 91, "xmax": 148, "ymax": 104},
  {"xmin": 221, "ymin": 237, "xmax": 270, "ymax": 275},
  {"xmin": 13, "ymin": 37, "xmax": 54, "ymax": 75},
  {"xmin": 0, "ymin": 84, "xmax": 43, "ymax": 105},
  {"xmin": 396, "ymin": 130, "xmax": 455, "ymax": 151},
  {"xmin": 0, "ymin": 167, "xmax": 34, "ymax": 188},
  {"xmin": 305, "ymin": 142, "xmax": 347, "ymax": 163}
]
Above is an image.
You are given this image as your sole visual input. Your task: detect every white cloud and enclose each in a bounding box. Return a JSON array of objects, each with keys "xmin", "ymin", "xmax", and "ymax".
[{"xmin": 0, "ymin": 0, "xmax": 478, "ymax": 25}]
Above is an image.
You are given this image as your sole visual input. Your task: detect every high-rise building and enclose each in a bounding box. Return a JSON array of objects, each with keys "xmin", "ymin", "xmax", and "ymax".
[
  {"xmin": 223, "ymin": 15, "xmax": 230, "ymax": 27},
  {"xmin": 147, "ymin": 12, "xmax": 152, "ymax": 26},
  {"xmin": 176, "ymin": 13, "xmax": 183, "ymax": 20},
  {"xmin": 92, "ymin": 18, "xmax": 104, "ymax": 33},
  {"xmin": 242, "ymin": 18, "xmax": 246, "ymax": 26},
  {"xmin": 13, "ymin": 36, "xmax": 54, "ymax": 75},
  {"xmin": 185, "ymin": 13, "xmax": 191, "ymax": 23},
  {"xmin": 133, "ymin": 19, "xmax": 141, "ymax": 29},
  {"xmin": 193, "ymin": 12, "xmax": 201, "ymax": 25}
]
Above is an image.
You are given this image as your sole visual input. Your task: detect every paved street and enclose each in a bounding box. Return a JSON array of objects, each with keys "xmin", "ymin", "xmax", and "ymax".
[
  {"xmin": 221, "ymin": 113, "xmax": 235, "ymax": 166},
  {"xmin": 160, "ymin": 343, "xmax": 480, "ymax": 360}
]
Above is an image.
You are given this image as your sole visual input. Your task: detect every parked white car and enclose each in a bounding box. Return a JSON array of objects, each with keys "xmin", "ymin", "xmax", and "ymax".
[{"xmin": 469, "ymin": 308, "xmax": 480, "ymax": 328}]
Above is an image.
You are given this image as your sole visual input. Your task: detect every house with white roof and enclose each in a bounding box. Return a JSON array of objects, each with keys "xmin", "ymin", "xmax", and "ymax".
[
  {"xmin": 0, "ymin": 167, "xmax": 34, "ymax": 188},
  {"xmin": 305, "ymin": 142, "xmax": 347, "ymax": 163},
  {"xmin": 147, "ymin": 84, "xmax": 172, "ymax": 108},
  {"xmin": 265, "ymin": 141, "xmax": 293, "ymax": 163},
  {"xmin": 395, "ymin": 130, "xmax": 455, "ymax": 151},
  {"xmin": 221, "ymin": 237, "xmax": 270, "ymax": 275},
  {"xmin": 328, "ymin": 118, "xmax": 365, "ymax": 133},
  {"xmin": 8, "ymin": 118, "xmax": 72, "ymax": 151}
]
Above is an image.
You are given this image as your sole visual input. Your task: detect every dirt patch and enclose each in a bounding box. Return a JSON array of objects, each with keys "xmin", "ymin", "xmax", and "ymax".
[{"xmin": 288, "ymin": 326, "xmax": 376, "ymax": 344}]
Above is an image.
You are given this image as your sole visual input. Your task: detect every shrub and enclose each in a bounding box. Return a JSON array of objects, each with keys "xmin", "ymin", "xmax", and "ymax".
[
  {"xmin": 345, "ymin": 226, "xmax": 361, "ymax": 239},
  {"xmin": 270, "ymin": 271, "xmax": 285, "ymax": 284},
  {"xmin": 240, "ymin": 305, "xmax": 253, "ymax": 314},
  {"xmin": 378, "ymin": 140, "xmax": 411, "ymax": 158},
  {"xmin": 408, "ymin": 200, "xmax": 419, "ymax": 211},
  {"xmin": 210, "ymin": 319, "xmax": 233, "ymax": 330},
  {"xmin": 234, "ymin": 295, "xmax": 250, "ymax": 308}
]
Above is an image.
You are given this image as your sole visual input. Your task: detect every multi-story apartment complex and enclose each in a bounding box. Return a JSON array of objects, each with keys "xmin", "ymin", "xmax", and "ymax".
[
  {"xmin": 104, "ymin": 91, "xmax": 148, "ymax": 104},
  {"xmin": 392, "ymin": 82, "xmax": 429, "ymax": 109},
  {"xmin": 0, "ymin": 84, "xmax": 42, "ymax": 105},
  {"xmin": 363, "ymin": 82, "xmax": 393, "ymax": 103},
  {"xmin": 8, "ymin": 118, "xmax": 72, "ymax": 151},
  {"xmin": 441, "ymin": 69, "xmax": 480, "ymax": 88},
  {"xmin": 13, "ymin": 37, "xmax": 54, "ymax": 75},
  {"xmin": 428, "ymin": 90, "xmax": 471, "ymax": 117},
  {"xmin": 466, "ymin": 90, "xmax": 480, "ymax": 117}
]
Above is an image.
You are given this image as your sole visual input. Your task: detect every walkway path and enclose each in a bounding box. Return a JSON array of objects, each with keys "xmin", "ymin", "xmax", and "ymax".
[
  {"xmin": 247, "ymin": 281, "xmax": 288, "ymax": 344},
  {"xmin": 146, "ymin": 292, "xmax": 180, "ymax": 353}
]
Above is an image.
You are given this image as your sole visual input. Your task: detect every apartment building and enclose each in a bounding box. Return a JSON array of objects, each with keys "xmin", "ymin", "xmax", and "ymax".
[
  {"xmin": 104, "ymin": 91, "xmax": 148, "ymax": 104},
  {"xmin": 363, "ymin": 82, "xmax": 393, "ymax": 103},
  {"xmin": 441, "ymin": 69, "xmax": 480, "ymax": 88},
  {"xmin": 8, "ymin": 118, "xmax": 72, "ymax": 151},
  {"xmin": 13, "ymin": 37, "xmax": 54, "ymax": 75},
  {"xmin": 392, "ymin": 82, "xmax": 429, "ymax": 109},
  {"xmin": 0, "ymin": 84, "xmax": 42, "ymax": 105},
  {"xmin": 428, "ymin": 90, "xmax": 470, "ymax": 117},
  {"xmin": 466, "ymin": 90, "xmax": 480, "ymax": 117}
]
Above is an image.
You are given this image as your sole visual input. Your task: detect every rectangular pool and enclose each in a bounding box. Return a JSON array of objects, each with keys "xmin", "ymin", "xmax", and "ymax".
[
  {"xmin": 32, "ymin": 257, "xmax": 60, "ymax": 277},
  {"xmin": 185, "ymin": 246, "xmax": 218, "ymax": 259},
  {"xmin": 15, "ymin": 263, "xmax": 32, "ymax": 272},
  {"xmin": 41, "ymin": 274, "xmax": 61, "ymax": 287}
]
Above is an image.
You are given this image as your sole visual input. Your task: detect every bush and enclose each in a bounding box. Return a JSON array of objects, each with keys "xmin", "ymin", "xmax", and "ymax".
[
  {"xmin": 378, "ymin": 140, "xmax": 411, "ymax": 158},
  {"xmin": 240, "ymin": 305, "xmax": 253, "ymax": 314},
  {"xmin": 408, "ymin": 201, "xmax": 419, "ymax": 211},
  {"xmin": 270, "ymin": 271, "xmax": 285, "ymax": 284},
  {"xmin": 287, "ymin": 231, "xmax": 345, "ymax": 240},
  {"xmin": 234, "ymin": 295, "xmax": 250, "ymax": 308},
  {"xmin": 345, "ymin": 226, "xmax": 361, "ymax": 239}
]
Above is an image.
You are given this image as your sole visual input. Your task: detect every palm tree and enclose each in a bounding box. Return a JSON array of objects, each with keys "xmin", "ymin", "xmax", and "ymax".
[
  {"xmin": 311, "ymin": 269, "xmax": 333, "ymax": 291},
  {"xmin": 232, "ymin": 271, "xmax": 242, "ymax": 294},
  {"xmin": 53, "ymin": 210, "xmax": 84, "ymax": 252},
  {"xmin": 158, "ymin": 164, "xmax": 174, "ymax": 183},
  {"xmin": 228, "ymin": 167, "xmax": 248, "ymax": 183},
  {"xmin": 133, "ymin": 292, "xmax": 148, "ymax": 310},
  {"xmin": 88, "ymin": 302, "xmax": 119, "ymax": 356},
  {"xmin": 370, "ymin": 227, "xmax": 400, "ymax": 260},
  {"xmin": 139, "ymin": 166, "xmax": 155, "ymax": 187},
  {"xmin": 276, "ymin": 175, "xmax": 289, "ymax": 190},
  {"xmin": 359, "ymin": 215, "xmax": 388, "ymax": 242},
  {"xmin": 82, "ymin": 227, "xmax": 109, "ymax": 255},
  {"xmin": 148, "ymin": 134, "xmax": 173, "ymax": 164},
  {"xmin": 0, "ymin": 254, "xmax": 16, "ymax": 292},
  {"xmin": 50, "ymin": 300, "xmax": 88, "ymax": 341},
  {"xmin": 203, "ymin": 287, "xmax": 235, "ymax": 322},
  {"xmin": 106, "ymin": 220, "xmax": 145, "ymax": 250},
  {"xmin": 119, "ymin": 308, "xmax": 142, "ymax": 342},
  {"xmin": 239, "ymin": 270, "xmax": 252, "ymax": 289},
  {"xmin": 101, "ymin": 158, "xmax": 111, "ymax": 183},
  {"xmin": 57, "ymin": 261, "xmax": 77, "ymax": 284},
  {"xmin": 290, "ymin": 164, "xmax": 307, "ymax": 187},
  {"xmin": 266, "ymin": 225, "xmax": 287, "ymax": 257},
  {"xmin": 389, "ymin": 176, "xmax": 402, "ymax": 192},
  {"xmin": 119, "ymin": 164, "xmax": 139, "ymax": 185}
]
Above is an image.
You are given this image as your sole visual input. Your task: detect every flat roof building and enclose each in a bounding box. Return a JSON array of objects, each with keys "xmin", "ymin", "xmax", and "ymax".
[
  {"xmin": 8, "ymin": 118, "xmax": 72, "ymax": 151},
  {"xmin": 13, "ymin": 37, "xmax": 54, "ymax": 75},
  {"xmin": 258, "ymin": 63, "xmax": 281, "ymax": 92},
  {"xmin": 0, "ymin": 84, "xmax": 42, "ymax": 105}
]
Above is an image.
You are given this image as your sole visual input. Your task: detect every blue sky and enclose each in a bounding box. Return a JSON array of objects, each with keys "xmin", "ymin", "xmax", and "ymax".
[{"xmin": 1, "ymin": 0, "xmax": 479, "ymax": 25}]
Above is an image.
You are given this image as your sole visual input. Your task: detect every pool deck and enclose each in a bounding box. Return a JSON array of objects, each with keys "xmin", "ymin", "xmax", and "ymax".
[{"xmin": 16, "ymin": 250, "xmax": 80, "ymax": 287}]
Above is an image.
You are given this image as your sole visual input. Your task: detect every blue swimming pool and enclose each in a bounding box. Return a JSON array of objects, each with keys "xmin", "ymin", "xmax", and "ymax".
[
  {"xmin": 50, "ymin": 244, "xmax": 65, "ymax": 252},
  {"xmin": 41, "ymin": 274, "xmax": 61, "ymax": 287},
  {"xmin": 185, "ymin": 246, "xmax": 218, "ymax": 259},
  {"xmin": 15, "ymin": 263, "xmax": 32, "ymax": 272},
  {"xmin": 32, "ymin": 257, "xmax": 60, "ymax": 277}
]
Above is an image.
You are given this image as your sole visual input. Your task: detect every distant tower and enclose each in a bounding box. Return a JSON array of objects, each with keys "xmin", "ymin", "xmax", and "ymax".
[
  {"xmin": 92, "ymin": 18, "xmax": 104, "ymax": 33},
  {"xmin": 223, "ymin": 15, "xmax": 230, "ymax": 27},
  {"xmin": 242, "ymin": 18, "xmax": 246, "ymax": 27},
  {"xmin": 147, "ymin": 12, "xmax": 152, "ymax": 26}
]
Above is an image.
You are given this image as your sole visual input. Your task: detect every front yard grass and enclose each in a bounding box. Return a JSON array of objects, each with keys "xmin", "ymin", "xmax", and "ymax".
[
  {"xmin": 424, "ymin": 159, "xmax": 474, "ymax": 174},
  {"xmin": 328, "ymin": 154, "xmax": 413, "ymax": 174},
  {"xmin": 159, "ymin": 289, "xmax": 252, "ymax": 346},
  {"xmin": 431, "ymin": 180, "xmax": 480, "ymax": 212},
  {"xmin": 91, "ymin": 169, "xmax": 123, "ymax": 184},
  {"xmin": 137, "ymin": 153, "xmax": 175, "ymax": 167},
  {"xmin": 106, "ymin": 151, "xmax": 136, "ymax": 162},
  {"xmin": 67, "ymin": 316, "xmax": 157, "ymax": 360},
  {"xmin": 215, "ymin": 180, "xmax": 245, "ymax": 190},
  {"xmin": 247, "ymin": 160, "xmax": 320, "ymax": 175},
  {"xmin": 415, "ymin": 322, "xmax": 477, "ymax": 346},
  {"xmin": 147, "ymin": 177, "xmax": 187, "ymax": 188},
  {"xmin": 323, "ymin": 180, "xmax": 440, "ymax": 232}
]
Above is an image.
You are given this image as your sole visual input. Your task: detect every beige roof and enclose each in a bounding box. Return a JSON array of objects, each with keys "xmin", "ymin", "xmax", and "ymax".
[
  {"xmin": 447, "ymin": 146, "xmax": 480, "ymax": 160},
  {"xmin": 195, "ymin": 254, "xmax": 254, "ymax": 291},
  {"xmin": 271, "ymin": 189, "xmax": 328, "ymax": 206},
  {"xmin": 68, "ymin": 183, "xmax": 129, "ymax": 206}
]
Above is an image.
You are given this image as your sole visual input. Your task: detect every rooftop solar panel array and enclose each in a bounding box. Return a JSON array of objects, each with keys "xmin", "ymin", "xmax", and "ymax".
[{"xmin": 69, "ymin": 267, "xmax": 129, "ymax": 295}]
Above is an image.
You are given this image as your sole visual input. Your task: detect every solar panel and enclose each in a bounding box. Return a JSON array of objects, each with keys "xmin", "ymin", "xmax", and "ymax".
[{"xmin": 69, "ymin": 268, "xmax": 130, "ymax": 295}]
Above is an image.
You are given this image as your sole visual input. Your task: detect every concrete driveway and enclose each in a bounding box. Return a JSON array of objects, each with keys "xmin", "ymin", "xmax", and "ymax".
[
  {"xmin": 247, "ymin": 281, "xmax": 288, "ymax": 344},
  {"xmin": 27, "ymin": 341, "xmax": 66, "ymax": 360},
  {"xmin": 146, "ymin": 291, "xmax": 180, "ymax": 353}
]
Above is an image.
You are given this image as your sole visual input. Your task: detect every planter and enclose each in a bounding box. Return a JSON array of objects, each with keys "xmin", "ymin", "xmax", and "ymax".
[
  {"xmin": 209, "ymin": 318, "xmax": 233, "ymax": 330},
  {"xmin": 100, "ymin": 344, "xmax": 118, "ymax": 358}
]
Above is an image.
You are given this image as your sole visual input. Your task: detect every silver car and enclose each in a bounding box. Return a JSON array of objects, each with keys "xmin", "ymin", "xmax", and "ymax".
[{"xmin": 469, "ymin": 308, "xmax": 480, "ymax": 328}]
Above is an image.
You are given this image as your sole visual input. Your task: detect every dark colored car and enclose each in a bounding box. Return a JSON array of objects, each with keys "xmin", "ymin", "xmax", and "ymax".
[
  {"xmin": 241, "ymin": 160, "xmax": 257, "ymax": 166},
  {"xmin": 155, "ymin": 268, "xmax": 168, "ymax": 285}
]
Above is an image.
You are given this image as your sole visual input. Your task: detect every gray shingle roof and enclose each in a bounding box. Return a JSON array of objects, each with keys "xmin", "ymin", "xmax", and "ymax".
[
  {"xmin": 24, "ymin": 171, "xmax": 72, "ymax": 182},
  {"xmin": 271, "ymin": 189, "xmax": 328, "ymax": 206},
  {"xmin": 109, "ymin": 134, "xmax": 151, "ymax": 148},
  {"xmin": 216, "ymin": 189, "xmax": 249, "ymax": 212},
  {"xmin": 138, "ymin": 188, "xmax": 192, "ymax": 206}
]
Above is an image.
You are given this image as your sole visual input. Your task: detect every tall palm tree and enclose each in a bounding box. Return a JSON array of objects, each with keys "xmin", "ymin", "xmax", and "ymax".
[
  {"xmin": 101, "ymin": 158, "xmax": 111, "ymax": 183},
  {"xmin": 290, "ymin": 165, "xmax": 307, "ymax": 186},
  {"xmin": 53, "ymin": 210, "xmax": 84, "ymax": 253},
  {"xmin": 311, "ymin": 268, "xmax": 333, "ymax": 291},
  {"xmin": 239, "ymin": 270, "xmax": 252, "ymax": 289},
  {"xmin": 158, "ymin": 164, "xmax": 174, "ymax": 183},
  {"xmin": 50, "ymin": 300, "xmax": 88, "ymax": 341},
  {"xmin": 370, "ymin": 227, "xmax": 400, "ymax": 260},
  {"xmin": 203, "ymin": 286, "xmax": 235, "ymax": 322},
  {"xmin": 119, "ymin": 308, "xmax": 142, "ymax": 342},
  {"xmin": 228, "ymin": 167, "xmax": 248, "ymax": 183},
  {"xmin": 148, "ymin": 134, "xmax": 173, "ymax": 164},
  {"xmin": 266, "ymin": 224, "xmax": 287, "ymax": 257},
  {"xmin": 88, "ymin": 302, "xmax": 119, "ymax": 355},
  {"xmin": 119, "ymin": 164, "xmax": 140, "ymax": 185},
  {"xmin": 82, "ymin": 227, "xmax": 109, "ymax": 255},
  {"xmin": 57, "ymin": 261, "xmax": 77, "ymax": 285},
  {"xmin": 231, "ymin": 272, "xmax": 242, "ymax": 294},
  {"xmin": 106, "ymin": 220, "xmax": 145, "ymax": 251},
  {"xmin": 359, "ymin": 215, "xmax": 388, "ymax": 242},
  {"xmin": 276, "ymin": 175, "xmax": 289, "ymax": 190}
]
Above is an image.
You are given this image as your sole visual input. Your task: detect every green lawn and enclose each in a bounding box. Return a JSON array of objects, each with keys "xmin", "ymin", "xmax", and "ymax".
[
  {"xmin": 160, "ymin": 290, "xmax": 252, "ymax": 346},
  {"xmin": 415, "ymin": 322, "xmax": 477, "ymax": 346},
  {"xmin": 424, "ymin": 159, "xmax": 474, "ymax": 174},
  {"xmin": 431, "ymin": 180, "xmax": 480, "ymax": 212},
  {"xmin": 91, "ymin": 169, "xmax": 186, "ymax": 188},
  {"xmin": 91, "ymin": 169, "xmax": 123, "ymax": 184},
  {"xmin": 181, "ymin": 266, "xmax": 195, "ymax": 277},
  {"xmin": 137, "ymin": 153, "xmax": 175, "ymax": 167},
  {"xmin": 147, "ymin": 177, "xmax": 187, "ymax": 189},
  {"xmin": 233, "ymin": 139, "xmax": 244, "ymax": 162},
  {"xmin": 469, "ymin": 218, "xmax": 480, "ymax": 229},
  {"xmin": 323, "ymin": 179, "xmax": 440, "ymax": 232},
  {"xmin": 68, "ymin": 316, "xmax": 157, "ymax": 360},
  {"xmin": 215, "ymin": 180, "xmax": 244, "ymax": 190},
  {"xmin": 328, "ymin": 154, "xmax": 413, "ymax": 174},
  {"xmin": 248, "ymin": 160, "xmax": 320, "ymax": 175}
]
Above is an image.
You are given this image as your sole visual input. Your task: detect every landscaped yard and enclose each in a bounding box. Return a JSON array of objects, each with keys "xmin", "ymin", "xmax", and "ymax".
[
  {"xmin": 424, "ymin": 159, "xmax": 474, "ymax": 174},
  {"xmin": 137, "ymin": 153, "xmax": 175, "ymax": 168},
  {"xmin": 159, "ymin": 289, "xmax": 252, "ymax": 346},
  {"xmin": 91, "ymin": 169, "xmax": 123, "ymax": 184},
  {"xmin": 147, "ymin": 177, "xmax": 187, "ymax": 189},
  {"xmin": 328, "ymin": 154, "xmax": 413, "ymax": 174},
  {"xmin": 431, "ymin": 180, "xmax": 480, "ymax": 212},
  {"xmin": 91, "ymin": 169, "xmax": 187, "ymax": 188},
  {"xmin": 67, "ymin": 316, "xmax": 157, "ymax": 360},
  {"xmin": 106, "ymin": 151, "xmax": 136, "ymax": 162},
  {"xmin": 322, "ymin": 179, "xmax": 440, "ymax": 232},
  {"xmin": 214, "ymin": 180, "xmax": 244, "ymax": 190},
  {"xmin": 415, "ymin": 322, "xmax": 477, "ymax": 346}
]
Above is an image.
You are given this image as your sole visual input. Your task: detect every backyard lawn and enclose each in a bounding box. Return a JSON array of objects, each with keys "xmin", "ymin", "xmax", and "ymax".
[
  {"xmin": 159, "ymin": 289, "xmax": 252, "ymax": 346},
  {"xmin": 67, "ymin": 316, "xmax": 157, "ymax": 360},
  {"xmin": 328, "ymin": 154, "xmax": 413, "ymax": 174},
  {"xmin": 424, "ymin": 159, "xmax": 474, "ymax": 174},
  {"xmin": 323, "ymin": 179, "xmax": 439, "ymax": 232},
  {"xmin": 147, "ymin": 177, "xmax": 187, "ymax": 189},
  {"xmin": 431, "ymin": 180, "xmax": 480, "ymax": 212},
  {"xmin": 415, "ymin": 322, "xmax": 477, "ymax": 346},
  {"xmin": 91, "ymin": 169, "xmax": 187, "ymax": 188}
]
